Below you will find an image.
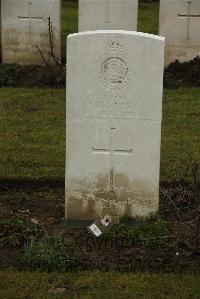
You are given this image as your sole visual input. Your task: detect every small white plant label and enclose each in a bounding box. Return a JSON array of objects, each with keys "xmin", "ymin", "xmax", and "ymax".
[
  {"xmin": 88, "ymin": 215, "xmax": 113, "ymax": 237},
  {"xmin": 88, "ymin": 223, "xmax": 103, "ymax": 237}
]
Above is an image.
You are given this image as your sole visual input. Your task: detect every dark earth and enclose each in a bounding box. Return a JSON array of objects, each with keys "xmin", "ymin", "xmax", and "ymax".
[
  {"xmin": 0, "ymin": 179, "xmax": 199, "ymax": 273},
  {"xmin": 164, "ymin": 56, "xmax": 200, "ymax": 89}
]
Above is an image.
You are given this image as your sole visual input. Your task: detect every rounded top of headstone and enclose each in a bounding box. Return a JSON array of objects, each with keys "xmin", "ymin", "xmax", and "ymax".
[{"xmin": 68, "ymin": 30, "xmax": 165, "ymax": 42}]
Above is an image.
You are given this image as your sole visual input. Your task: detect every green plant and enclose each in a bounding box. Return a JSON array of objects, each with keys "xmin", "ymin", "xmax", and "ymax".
[
  {"xmin": 102, "ymin": 216, "xmax": 171, "ymax": 249},
  {"xmin": 0, "ymin": 218, "xmax": 40, "ymax": 248},
  {"xmin": 23, "ymin": 234, "xmax": 79, "ymax": 272}
]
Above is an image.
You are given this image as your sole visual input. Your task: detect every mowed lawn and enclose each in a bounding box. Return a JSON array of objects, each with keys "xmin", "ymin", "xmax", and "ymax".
[
  {"xmin": 0, "ymin": 271, "xmax": 200, "ymax": 299},
  {"xmin": 0, "ymin": 87, "xmax": 199, "ymax": 182}
]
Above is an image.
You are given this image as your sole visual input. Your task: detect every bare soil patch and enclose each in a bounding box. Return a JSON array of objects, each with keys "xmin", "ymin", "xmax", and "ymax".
[
  {"xmin": 0, "ymin": 180, "xmax": 199, "ymax": 273},
  {"xmin": 164, "ymin": 56, "xmax": 200, "ymax": 89}
]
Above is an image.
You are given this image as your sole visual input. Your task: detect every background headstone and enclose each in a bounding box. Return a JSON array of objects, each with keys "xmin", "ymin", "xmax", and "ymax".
[
  {"xmin": 159, "ymin": 0, "xmax": 200, "ymax": 66},
  {"xmin": 1, "ymin": 0, "xmax": 61, "ymax": 65},
  {"xmin": 65, "ymin": 31, "xmax": 165, "ymax": 222},
  {"xmin": 78, "ymin": 0, "xmax": 138, "ymax": 32}
]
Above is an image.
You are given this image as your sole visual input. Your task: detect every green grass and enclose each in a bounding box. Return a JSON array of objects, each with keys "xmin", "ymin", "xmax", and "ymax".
[
  {"xmin": 0, "ymin": 271, "xmax": 200, "ymax": 298},
  {"xmin": 138, "ymin": 2, "xmax": 159, "ymax": 35},
  {"xmin": 161, "ymin": 88, "xmax": 200, "ymax": 181},
  {"xmin": 61, "ymin": 1, "xmax": 78, "ymax": 61},
  {"xmin": 0, "ymin": 87, "xmax": 199, "ymax": 181},
  {"xmin": 0, "ymin": 88, "xmax": 65, "ymax": 179}
]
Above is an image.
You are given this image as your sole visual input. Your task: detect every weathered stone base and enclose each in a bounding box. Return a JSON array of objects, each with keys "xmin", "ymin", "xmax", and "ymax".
[{"xmin": 65, "ymin": 190, "xmax": 159, "ymax": 223}]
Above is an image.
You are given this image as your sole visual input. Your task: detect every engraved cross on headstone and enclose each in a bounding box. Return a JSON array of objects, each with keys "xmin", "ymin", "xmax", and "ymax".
[
  {"xmin": 105, "ymin": 0, "xmax": 110, "ymax": 24},
  {"xmin": 18, "ymin": 1, "xmax": 44, "ymax": 46},
  {"xmin": 92, "ymin": 127, "xmax": 133, "ymax": 192},
  {"xmin": 177, "ymin": 0, "xmax": 200, "ymax": 40}
]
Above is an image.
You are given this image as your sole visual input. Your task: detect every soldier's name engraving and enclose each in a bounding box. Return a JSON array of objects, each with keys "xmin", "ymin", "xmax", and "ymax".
[{"xmin": 86, "ymin": 94, "xmax": 140, "ymax": 120}]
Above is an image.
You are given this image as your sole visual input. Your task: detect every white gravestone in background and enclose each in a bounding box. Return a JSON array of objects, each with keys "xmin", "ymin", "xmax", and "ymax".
[
  {"xmin": 1, "ymin": 0, "xmax": 61, "ymax": 65},
  {"xmin": 78, "ymin": 0, "xmax": 138, "ymax": 32},
  {"xmin": 65, "ymin": 31, "xmax": 165, "ymax": 222},
  {"xmin": 159, "ymin": 0, "xmax": 200, "ymax": 66}
]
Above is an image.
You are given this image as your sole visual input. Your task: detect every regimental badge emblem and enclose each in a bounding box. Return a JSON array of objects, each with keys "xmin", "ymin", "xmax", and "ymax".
[{"xmin": 101, "ymin": 57, "xmax": 128, "ymax": 85}]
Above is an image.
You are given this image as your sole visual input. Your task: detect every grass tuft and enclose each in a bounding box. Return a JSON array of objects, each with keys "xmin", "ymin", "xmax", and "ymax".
[{"xmin": 23, "ymin": 234, "xmax": 79, "ymax": 272}]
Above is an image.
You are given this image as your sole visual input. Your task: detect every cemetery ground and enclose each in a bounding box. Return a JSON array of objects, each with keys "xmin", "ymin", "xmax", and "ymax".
[
  {"xmin": 0, "ymin": 87, "xmax": 200, "ymax": 297},
  {"xmin": 0, "ymin": 1, "xmax": 200, "ymax": 297}
]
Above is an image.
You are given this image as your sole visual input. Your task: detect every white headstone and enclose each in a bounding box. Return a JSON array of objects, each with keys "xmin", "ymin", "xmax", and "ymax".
[
  {"xmin": 1, "ymin": 0, "xmax": 61, "ymax": 65},
  {"xmin": 78, "ymin": 0, "xmax": 138, "ymax": 32},
  {"xmin": 65, "ymin": 31, "xmax": 165, "ymax": 222},
  {"xmin": 159, "ymin": 0, "xmax": 200, "ymax": 66}
]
